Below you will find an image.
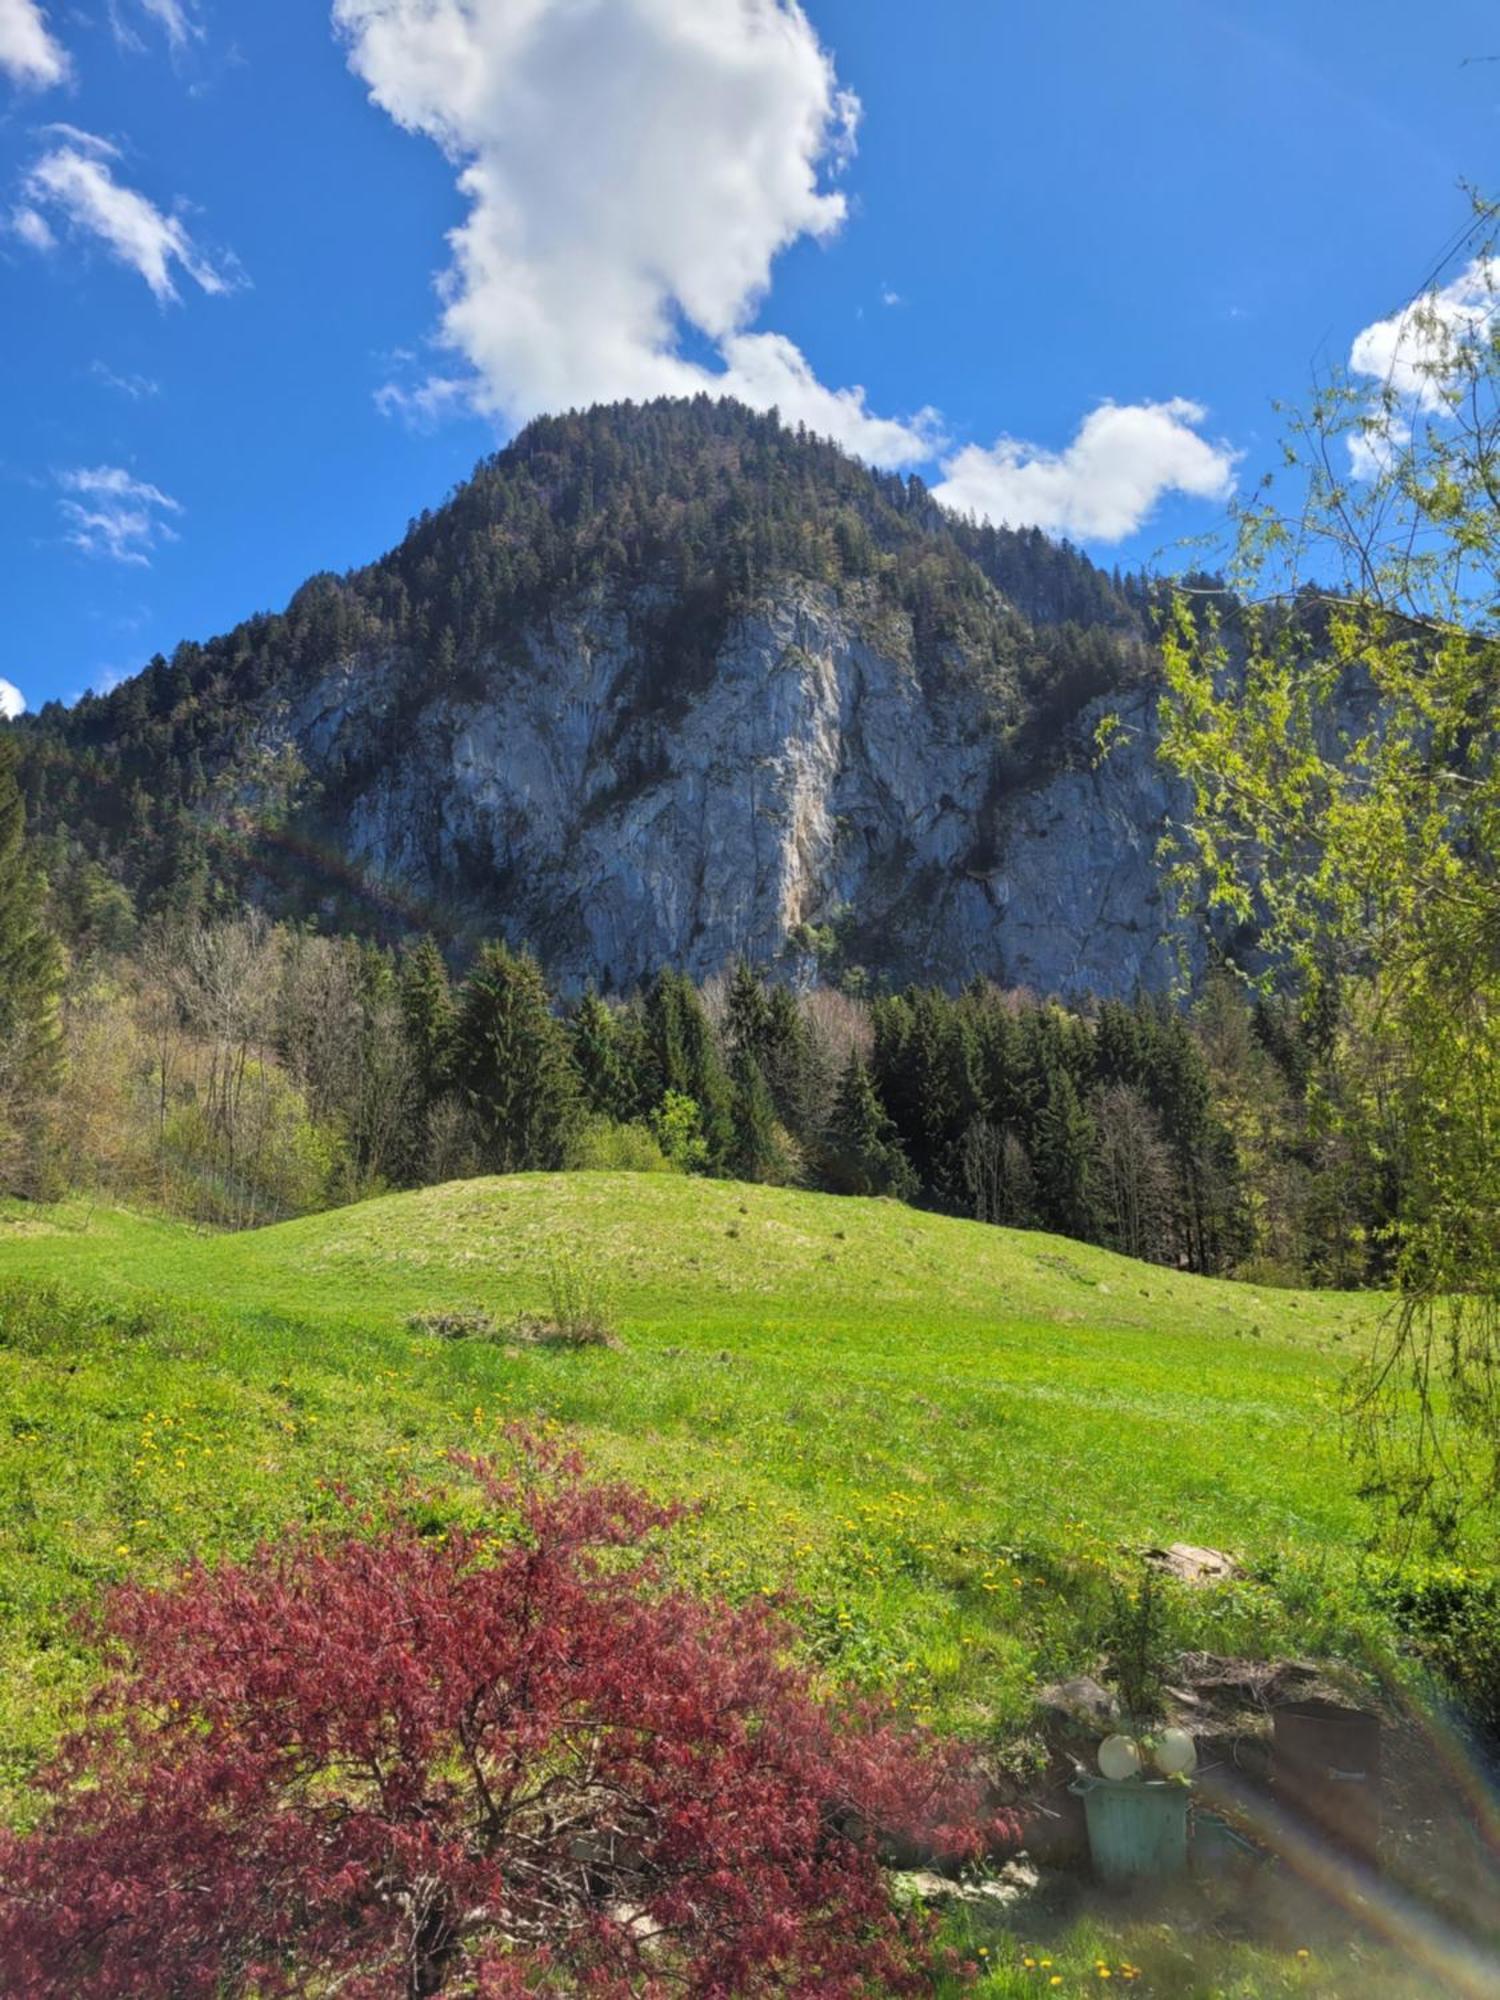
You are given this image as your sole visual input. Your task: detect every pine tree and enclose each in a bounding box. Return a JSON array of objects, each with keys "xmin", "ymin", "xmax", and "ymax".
[
  {"xmin": 1032, "ymin": 1064, "xmax": 1097, "ymax": 1240},
  {"xmin": 725, "ymin": 958, "xmax": 771, "ymax": 1064},
  {"xmin": 641, "ymin": 970, "xmax": 694, "ymax": 1104},
  {"xmin": 571, "ymin": 989, "xmax": 629, "ymax": 1122},
  {"xmin": 762, "ymin": 983, "xmax": 817, "ymax": 1136},
  {"xmin": 0, "ymin": 736, "xmax": 63, "ymax": 1191},
  {"xmin": 398, "ymin": 937, "xmax": 455, "ymax": 1109},
  {"xmin": 729, "ymin": 1046, "xmax": 784, "ymax": 1185},
  {"xmin": 824, "ymin": 1055, "xmax": 915, "ymax": 1200},
  {"xmin": 451, "ymin": 943, "xmax": 579, "ymax": 1174},
  {"xmin": 642, "ymin": 971, "xmax": 734, "ymax": 1169}
]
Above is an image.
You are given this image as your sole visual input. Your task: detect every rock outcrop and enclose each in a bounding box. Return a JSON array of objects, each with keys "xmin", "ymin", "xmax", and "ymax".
[{"xmin": 264, "ymin": 580, "xmax": 1191, "ymax": 998}]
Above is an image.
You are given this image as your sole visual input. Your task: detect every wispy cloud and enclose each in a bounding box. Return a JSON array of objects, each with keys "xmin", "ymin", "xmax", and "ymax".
[
  {"xmin": 57, "ymin": 465, "xmax": 182, "ymax": 566},
  {"xmin": 91, "ymin": 359, "xmax": 163, "ymax": 400},
  {"xmin": 107, "ymin": 0, "xmax": 202, "ymax": 54},
  {"xmin": 0, "ymin": 677, "xmax": 25, "ymax": 720},
  {"xmin": 374, "ymin": 372, "xmax": 477, "ymax": 432},
  {"xmin": 0, "ymin": 0, "xmax": 69, "ymax": 89},
  {"xmin": 19, "ymin": 133, "xmax": 241, "ymax": 302},
  {"xmin": 9, "ymin": 204, "xmax": 56, "ymax": 250}
]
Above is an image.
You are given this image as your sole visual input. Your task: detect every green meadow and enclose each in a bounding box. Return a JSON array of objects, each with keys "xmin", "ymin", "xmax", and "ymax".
[
  {"xmin": 0, "ymin": 1175, "xmax": 1394, "ymax": 1770},
  {"xmin": 0, "ymin": 1174, "xmax": 1473, "ymax": 1997}
]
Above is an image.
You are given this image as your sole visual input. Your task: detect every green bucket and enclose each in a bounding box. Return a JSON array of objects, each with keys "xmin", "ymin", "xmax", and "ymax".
[{"xmin": 1072, "ymin": 1777, "xmax": 1190, "ymax": 1885}]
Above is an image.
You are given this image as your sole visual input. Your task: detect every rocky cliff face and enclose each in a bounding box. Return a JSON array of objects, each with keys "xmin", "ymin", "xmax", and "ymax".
[
  {"xmin": 265, "ymin": 580, "xmax": 1190, "ymax": 998},
  {"xmin": 27, "ymin": 399, "xmax": 1191, "ymax": 992}
]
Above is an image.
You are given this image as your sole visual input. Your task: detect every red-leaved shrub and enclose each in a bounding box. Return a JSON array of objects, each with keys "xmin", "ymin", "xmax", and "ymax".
[{"xmin": 0, "ymin": 1434, "xmax": 1017, "ymax": 1997}]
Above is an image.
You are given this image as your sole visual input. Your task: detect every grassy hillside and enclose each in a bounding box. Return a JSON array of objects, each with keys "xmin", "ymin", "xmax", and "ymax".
[
  {"xmin": 0, "ymin": 1175, "xmax": 1395, "ymax": 1801},
  {"xmin": 7, "ymin": 1176, "xmax": 1492, "ymax": 1998}
]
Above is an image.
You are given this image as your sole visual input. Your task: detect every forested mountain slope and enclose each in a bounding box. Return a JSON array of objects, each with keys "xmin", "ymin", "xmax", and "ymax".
[{"xmin": 15, "ymin": 397, "xmax": 1192, "ymax": 994}]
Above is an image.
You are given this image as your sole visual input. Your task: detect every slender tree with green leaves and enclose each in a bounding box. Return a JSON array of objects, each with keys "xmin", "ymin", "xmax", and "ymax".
[
  {"xmin": 1156, "ymin": 199, "xmax": 1500, "ymax": 1540},
  {"xmin": 0, "ymin": 734, "xmax": 63, "ymax": 1192}
]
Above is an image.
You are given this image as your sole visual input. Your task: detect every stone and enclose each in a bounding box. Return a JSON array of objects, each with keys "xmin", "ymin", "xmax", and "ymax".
[
  {"xmin": 1036, "ymin": 1675, "xmax": 1119, "ymax": 1731},
  {"xmin": 1146, "ymin": 1543, "xmax": 1238, "ymax": 1586}
]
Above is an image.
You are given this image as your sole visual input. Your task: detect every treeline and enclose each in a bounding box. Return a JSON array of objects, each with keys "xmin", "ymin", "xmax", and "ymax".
[{"xmin": 1, "ymin": 735, "xmax": 1403, "ymax": 1281}]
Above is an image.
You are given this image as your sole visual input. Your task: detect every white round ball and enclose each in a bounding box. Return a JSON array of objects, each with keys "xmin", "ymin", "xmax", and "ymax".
[
  {"xmin": 1098, "ymin": 1733, "xmax": 1142, "ymax": 1781},
  {"xmin": 1153, "ymin": 1727, "xmax": 1198, "ymax": 1776}
]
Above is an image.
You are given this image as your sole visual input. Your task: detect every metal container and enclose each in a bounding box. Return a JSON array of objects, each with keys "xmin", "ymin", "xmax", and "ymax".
[
  {"xmin": 1272, "ymin": 1699, "xmax": 1382, "ymax": 1866},
  {"xmin": 1071, "ymin": 1776, "xmax": 1190, "ymax": 1885}
]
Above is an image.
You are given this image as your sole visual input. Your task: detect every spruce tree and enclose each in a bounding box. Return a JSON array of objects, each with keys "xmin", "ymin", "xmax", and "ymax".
[
  {"xmin": 451, "ymin": 943, "xmax": 579, "ymax": 1174},
  {"xmin": 642, "ymin": 971, "xmax": 734, "ymax": 1169},
  {"xmin": 571, "ymin": 989, "xmax": 629, "ymax": 1122},
  {"xmin": 729, "ymin": 1046, "xmax": 784, "ymax": 1185},
  {"xmin": 762, "ymin": 983, "xmax": 817, "ymax": 1136},
  {"xmin": 1032, "ymin": 1065, "xmax": 1097, "ymax": 1241},
  {"xmin": 398, "ymin": 936, "xmax": 455, "ymax": 1108},
  {"xmin": 825, "ymin": 1055, "xmax": 915, "ymax": 1201},
  {"xmin": 725, "ymin": 958, "xmax": 771, "ymax": 1063},
  {"xmin": 641, "ymin": 970, "xmax": 694, "ymax": 1104},
  {"xmin": 0, "ymin": 737, "xmax": 63, "ymax": 1190}
]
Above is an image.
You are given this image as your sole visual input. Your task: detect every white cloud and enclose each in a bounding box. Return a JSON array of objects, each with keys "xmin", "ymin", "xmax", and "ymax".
[
  {"xmin": 20, "ymin": 135, "xmax": 238, "ymax": 302},
  {"xmin": 1349, "ymin": 255, "xmax": 1499, "ymax": 409},
  {"xmin": 57, "ymin": 465, "xmax": 182, "ymax": 566},
  {"xmin": 374, "ymin": 372, "xmax": 477, "ymax": 431},
  {"xmin": 108, "ymin": 0, "xmax": 202, "ymax": 54},
  {"xmin": 42, "ymin": 124, "xmax": 121, "ymax": 157},
  {"xmin": 1346, "ymin": 255, "xmax": 1499, "ymax": 478},
  {"xmin": 0, "ymin": 677, "xmax": 25, "ymax": 720},
  {"xmin": 0, "ymin": 0, "xmax": 69, "ymax": 89},
  {"xmin": 10, "ymin": 204, "xmax": 56, "ymax": 250},
  {"xmin": 335, "ymin": 0, "xmax": 1231, "ymax": 528},
  {"xmin": 91, "ymin": 359, "xmax": 162, "ymax": 399},
  {"xmin": 336, "ymin": 0, "xmax": 935, "ymax": 465},
  {"xmin": 932, "ymin": 398, "xmax": 1238, "ymax": 543}
]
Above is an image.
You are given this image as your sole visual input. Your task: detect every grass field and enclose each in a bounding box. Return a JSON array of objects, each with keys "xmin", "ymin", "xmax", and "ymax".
[{"xmin": 0, "ymin": 1174, "xmax": 1480, "ymax": 1996}]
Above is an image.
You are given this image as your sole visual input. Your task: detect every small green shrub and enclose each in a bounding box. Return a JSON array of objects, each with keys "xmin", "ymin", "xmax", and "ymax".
[
  {"xmin": 569, "ymin": 1118, "xmax": 676, "ymax": 1175},
  {"xmin": 1381, "ymin": 1564, "xmax": 1500, "ymax": 1752},
  {"xmin": 511, "ymin": 1250, "xmax": 618, "ymax": 1349},
  {"xmin": 1098, "ymin": 1564, "xmax": 1174, "ymax": 1729},
  {"xmin": 650, "ymin": 1092, "xmax": 709, "ymax": 1174}
]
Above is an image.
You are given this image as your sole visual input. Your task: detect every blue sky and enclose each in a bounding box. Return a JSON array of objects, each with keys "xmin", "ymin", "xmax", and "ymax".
[{"xmin": 1, "ymin": 0, "xmax": 1496, "ymax": 716}]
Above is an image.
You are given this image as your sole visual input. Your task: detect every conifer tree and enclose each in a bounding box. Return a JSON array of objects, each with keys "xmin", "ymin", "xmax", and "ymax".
[
  {"xmin": 762, "ymin": 982, "xmax": 817, "ymax": 1135},
  {"xmin": 642, "ymin": 970, "xmax": 734, "ymax": 1168},
  {"xmin": 451, "ymin": 943, "xmax": 579, "ymax": 1174},
  {"xmin": 641, "ymin": 970, "xmax": 694, "ymax": 1104},
  {"xmin": 729, "ymin": 1046, "xmax": 784, "ymax": 1185},
  {"xmin": 725, "ymin": 958, "xmax": 772, "ymax": 1063},
  {"xmin": 1033, "ymin": 1064, "xmax": 1097, "ymax": 1240},
  {"xmin": 571, "ymin": 989, "xmax": 629, "ymax": 1122},
  {"xmin": 825, "ymin": 1055, "xmax": 915, "ymax": 1201},
  {"xmin": 398, "ymin": 936, "xmax": 454, "ymax": 1108}
]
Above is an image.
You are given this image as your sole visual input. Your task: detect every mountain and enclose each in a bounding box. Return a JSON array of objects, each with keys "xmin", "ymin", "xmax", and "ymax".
[{"xmin": 15, "ymin": 397, "xmax": 1194, "ymax": 995}]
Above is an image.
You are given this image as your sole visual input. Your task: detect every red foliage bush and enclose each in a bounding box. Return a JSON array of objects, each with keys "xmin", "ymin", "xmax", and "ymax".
[{"xmin": 0, "ymin": 1435, "xmax": 1017, "ymax": 1997}]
